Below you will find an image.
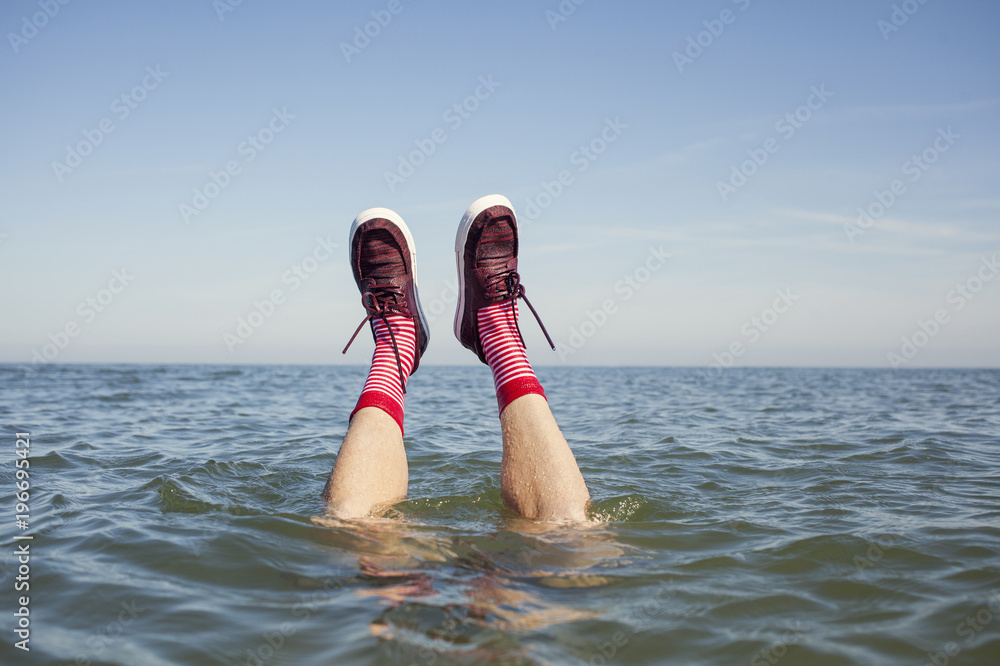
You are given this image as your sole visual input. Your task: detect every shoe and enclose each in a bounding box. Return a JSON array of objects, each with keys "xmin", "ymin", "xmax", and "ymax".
[
  {"xmin": 342, "ymin": 208, "xmax": 429, "ymax": 391},
  {"xmin": 453, "ymin": 194, "xmax": 554, "ymax": 364}
]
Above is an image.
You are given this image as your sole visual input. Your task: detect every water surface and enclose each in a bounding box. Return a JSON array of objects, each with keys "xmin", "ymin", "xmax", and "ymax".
[{"xmin": 1, "ymin": 365, "xmax": 999, "ymax": 665}]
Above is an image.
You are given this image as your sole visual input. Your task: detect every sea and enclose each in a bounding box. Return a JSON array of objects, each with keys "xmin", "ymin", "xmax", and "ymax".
[{"xmin": 1, "ymin": 364, "xmax": 998, "ymax": 665}]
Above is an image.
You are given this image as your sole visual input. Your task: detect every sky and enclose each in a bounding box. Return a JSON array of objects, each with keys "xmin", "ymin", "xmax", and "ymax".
[{"xmin": 1, "ymin": 0, "xmax": 998, "ymax": 369}]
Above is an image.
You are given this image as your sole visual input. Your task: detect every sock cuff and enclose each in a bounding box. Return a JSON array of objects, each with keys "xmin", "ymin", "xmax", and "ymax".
[
  {"xmin": 495, "ymin": 375, "xmax": 546, "ymax": 415},
  {"xmin": 351, "ymin": 390, "xmax": 405, "ymax": 435}
]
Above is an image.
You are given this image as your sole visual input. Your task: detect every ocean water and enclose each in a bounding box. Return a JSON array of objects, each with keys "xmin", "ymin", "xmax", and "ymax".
[{"xmin": 1, "ymin": 364, "xmax": 999, "ymax": 666}]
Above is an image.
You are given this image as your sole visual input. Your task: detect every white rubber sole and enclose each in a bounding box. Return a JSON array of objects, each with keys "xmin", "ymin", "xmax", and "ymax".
[
  {"xmin": 349, "ymin": 207, "xmax": 428, "ymax": 341},
  {"xmin": 453, "ymin": 194, "xmax": 516, "ymax": 343}
]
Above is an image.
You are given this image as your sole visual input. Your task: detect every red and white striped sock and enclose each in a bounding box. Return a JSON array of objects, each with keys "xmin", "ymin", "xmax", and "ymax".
[
  {"xmin": 477, "ymin": 301, "xmax": 546, "ymax": 415},
  {"xmin": 350, "ymin": 315, "xmax": 416, "ymax": 434}
]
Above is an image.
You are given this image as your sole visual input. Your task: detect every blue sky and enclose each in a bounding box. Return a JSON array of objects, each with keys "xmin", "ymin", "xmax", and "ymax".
[{"xmin": 1, "ymin": 0, "xmax": 997, "ymax": 368}]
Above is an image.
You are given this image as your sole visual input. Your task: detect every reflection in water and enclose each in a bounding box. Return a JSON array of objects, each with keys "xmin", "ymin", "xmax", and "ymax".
[{"xmin": 311, "ymin": 513, "xmax": 629, "ymax": 662}]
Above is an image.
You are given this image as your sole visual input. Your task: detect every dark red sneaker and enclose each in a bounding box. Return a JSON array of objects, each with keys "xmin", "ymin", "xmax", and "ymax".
[
  {"xmin": 453, "ymin": 194, "xmax": 554, "ymax": 363},
  {"xmin": 342, "ymin": 208, "xmax": 429, "ymax": 389}
]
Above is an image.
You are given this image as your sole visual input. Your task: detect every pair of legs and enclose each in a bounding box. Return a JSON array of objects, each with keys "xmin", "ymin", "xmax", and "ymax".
[
  {"xmin": 322, "ymin": 195, "xmax": 589, "ymax": 522},
  {"xmin": 325, "ymin": 395, "xmax": 588, "ymax": 521}
]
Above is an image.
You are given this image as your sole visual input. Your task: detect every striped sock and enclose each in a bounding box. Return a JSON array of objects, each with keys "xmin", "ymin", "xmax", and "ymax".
[
  {"xmin": 350, "ymin": 315, "xmax": 416, "ymax": 434},
  {"xmin": 477, "ymin": 301, "xmax": 546, "ymax": 415}
]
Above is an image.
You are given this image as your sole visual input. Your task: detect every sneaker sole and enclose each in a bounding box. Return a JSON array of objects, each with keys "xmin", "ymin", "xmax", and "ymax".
[
  {"xmin": 453, "ymin": 194, "xmax": 516, "ymax": 343},
  {"xmin": 349, "ymin": 207, "xmax": 429, "ymax": 344}
]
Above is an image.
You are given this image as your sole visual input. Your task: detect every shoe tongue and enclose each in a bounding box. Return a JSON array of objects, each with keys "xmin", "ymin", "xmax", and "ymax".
[
  {"xmin": 475, "ymin": 217, "xmax": 515, "ymax": 271},
  {"xmin": 360, "ymin": 229, "xmax": 405, "ymax": 279}
]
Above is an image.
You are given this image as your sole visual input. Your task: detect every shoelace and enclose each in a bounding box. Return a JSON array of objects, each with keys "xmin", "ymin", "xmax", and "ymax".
[
  {"xmin": 342, "ymin": 284, "xmax": 410, "ymax": 394},
  {"xmin": 485, "ymin": 270, "xmax": 555, "ymax": 351}
]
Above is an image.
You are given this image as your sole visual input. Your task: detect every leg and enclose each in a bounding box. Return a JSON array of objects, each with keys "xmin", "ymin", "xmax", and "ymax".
[
  {"xmin": 323, "ymin": 407, "xmax": 407, "ymax": 518},
  {"xmin": 323, "ymin": 208, "xmax": 429, "ymax": 519},
  {"xmin": 454, "ymin": 194, "xmax": 590, "ymax": 522},
  {"xmin": 500, "ymin": 394, "xmax": 589, "ymax": 521}
]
